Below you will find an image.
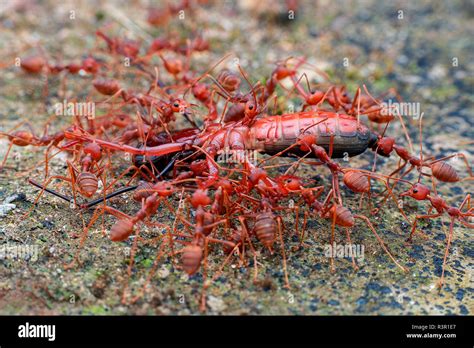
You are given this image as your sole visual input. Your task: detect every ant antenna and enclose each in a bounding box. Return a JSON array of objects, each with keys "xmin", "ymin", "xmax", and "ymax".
[{"xmin": 236, "ymin": 64, "xmax": 258, "ymax": 107}]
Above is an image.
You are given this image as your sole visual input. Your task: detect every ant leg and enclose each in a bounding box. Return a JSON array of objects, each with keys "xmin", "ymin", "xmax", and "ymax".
[
  {"xmin": 238, "ymin": 216, "xmax": 259, "ymax": 283},
  {"xmin": 363, "ymin": 84, "xmax": 414, "ymax": 152},
  {"xmin": 276, "ymin": 217, "xmax": 290, "ymax": 289},
  {"xmin": 354, "ymin": 214, "xmax": 407, "ymax": 272},
  {"xmin": 199, "ymin": 238, "xmax": 210, "ymax": 312},
  {"xmin": 102, "ymin": 165, "xmax": 145, "ymax": 192},
  {"xmin": 407, "ymin": 213, "xmax": 442, "ymax": 242},
  {"xmin": 206, "ymin": 236, "xmax": 238, "ymax": 249},
  {"xmin": 43, "ymin": 143, "xmax": 58, "ymax": 179},
  {"xmin": 130, "ymin": 236, "xmax": 169, "ymax": 304},
  {"xmin": 198, "ymin": 235, "xmax": 242, "ymax": 312},
  {"xmin": 298, "ymin": 210, "xmax": 309, "ymax": 248},
  {"xmin": 287, "ymin": 72, "xmax": 310, "ymax": 104},
  {"xmin": 204, "ymin": 243, "xmax": 239, "ymax": 289},
  {"xmin": 258, "ymin": 143, "xmax": 303, "ymax": 167},
  {"xmin": 332, "ymin": 172, "xmax": 343, "ymax": 206},
  {"xmin": 0, "ymin": 141, "xmax": 13, "ymax": 171},
  {"xmin": 122, "ymin": 224, "xmax": 142, "ymax": 304},
  {"xmin": 363, "ymin": 174, "xmax": 410, "ymax": 222},
  {"xmin": 330, "ymin": 202, "xmax": 337, "ymax": 273},
  {"xmin": 458, "ymin": 218, "xmax": 474, "ymax": 228},
  {"xmin": 294, "ymin": 205, "xmax": 300, "ymax": 241},
  {"xmin": 65, "ymin": 160, "xmax": 80, "ymax": 207},
  {"xmin": 23, "ymin": 175, "xmax": 72, "ymax": 218},
  {"xmin": 459, "ymin": 194, "xmax": 471, "ymax": 211},
  {"xmin": 391, "ymin": 164, "xmax": 415, "ymax": 190},
  {"xmin": 377, "ymin": 164, "xmax": 413, "ymax": 208},
  {"xmin": 65, "ymin": 205, "xmax": 131, "ymax": 269},
  {"xmin": 438, "ymin": 218, "xmax": 456, "ymax": 289},
  {"xmin": 345, "ymin": 228, "xmax": 359, "ymax": 270},
  {"xmin": 167, "ymin": 191, "xmax": 186, "ymax": 266},
  {"xmin": 348, "ymin": 86, "xmax": 362, "ymax": 127},
  {"xmin": 384, "ymin": 159, "xmax": 407, "ymax": 188},
  {"xmin": 458, "ymin": 195, "xmax": 474, "ymax": 227}
]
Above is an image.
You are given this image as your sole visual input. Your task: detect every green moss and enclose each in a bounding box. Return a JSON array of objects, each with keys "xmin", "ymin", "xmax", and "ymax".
[
  {"xmin": 141, "ymin": 258, "xmax": 154, "ymax": 268},
  {"xmin": 84, "ymin": 305, "xmax": 107, "ymax": 315},
  {"xmin": 431, "ymin": 85, "xmax": 458, "ymax": 101},
  {"xmin": 372, "ymin": 77, "xmax": 392, "ymax": 93}
]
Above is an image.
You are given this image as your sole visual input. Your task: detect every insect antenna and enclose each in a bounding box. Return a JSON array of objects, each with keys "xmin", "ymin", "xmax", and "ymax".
[
  {"xmin": 237, "ymin": 63, "xmax": 258, "ymax": 108},
  {"xmin": 28, "ymin": 179, "xmax": 72, "ymax": 203}
]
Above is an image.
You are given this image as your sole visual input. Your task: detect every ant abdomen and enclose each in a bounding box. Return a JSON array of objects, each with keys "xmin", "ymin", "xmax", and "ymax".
[
  {"xmin": 182, "ymin": 244, "xmax": 202, "ymax": 275},
  {"xmin": 202, "ymin": 212, "xmax": 215, "ymax": 236},
  {"xmin": 77, "ymin": 172, "xmax": 99, "ymax": 197},
  {"xmin": 431, "ymin": 161, "xmax": 459, "ymax": 182},
  {"xmin": 217, "ymin": 69, "xmax": 241, "ymax": 92},
  {"xmin": 132, "ymin": 181, "xmax": 154, "ymax": 202},
  {"xmin": 110, "ymin": 219, "xmax": 134, "ymax": 242},
  {"xmin": 93, "ymin": 78, "xmax": 120, "ymax": 96},
  {"xmin": 20, "ymin": 56, "xmax": 46, "ymax": 74},
  {"xmin": 328, "ymin": 205, "xmax": 355, "ymax": 227},
  {"xmin": 254, "ymin": 211, "xmax": 276, "ymax": 248},
  {"xmin": 343, "ymin": 170, "xmax": 370, "ymax": 193},
  {"xmin": 10, "ymin": 131, "xmax": 35, "ymax": 146}
]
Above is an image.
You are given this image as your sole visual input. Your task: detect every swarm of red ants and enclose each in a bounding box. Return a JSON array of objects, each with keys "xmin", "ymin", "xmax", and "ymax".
[{"xmin": 1, "ymin": 3, "xmax": 473, "ymax": 312}]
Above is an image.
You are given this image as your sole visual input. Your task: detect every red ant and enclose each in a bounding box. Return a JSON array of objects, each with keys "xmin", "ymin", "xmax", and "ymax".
[{"xmin": 400, "ymin": 183, "xmax": 473, "ymax": 288}]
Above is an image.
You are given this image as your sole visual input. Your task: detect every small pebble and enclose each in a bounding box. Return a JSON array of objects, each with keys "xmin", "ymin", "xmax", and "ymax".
[
  {"xmin": 157, "ymin": 266, "xmax": 170, "ymax": 279},
  {"xmin": 0, "ymin": 203, "xmax": 16, "ymax": 217},
  {"xmin": 207, "ymin": 295, "xmax": 226, "ymax": 312}
]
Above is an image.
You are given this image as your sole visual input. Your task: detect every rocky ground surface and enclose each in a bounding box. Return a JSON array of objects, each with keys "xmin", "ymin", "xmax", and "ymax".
[{"xmin": 0, "ymin": 0, "xmax": 472, "ymax": 315}]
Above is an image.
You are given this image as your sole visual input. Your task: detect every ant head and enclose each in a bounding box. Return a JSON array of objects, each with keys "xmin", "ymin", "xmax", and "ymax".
[
  {"xmin": 260, "ymin": 197, "xmax": 273, "ymax": 210},
  {"xmin": 248, "ymin": 167, "xmax": 267, "ymax": 185},
  {"xmin": 307, "ymin": 90, "xmax": 324, "ymax": 105},
  {"xmin": 374, "ymin": 136, "xmax": 395, "ymax": 157},
  {"xmin": 333, "ymin": 86, "xmax": 350, "ymax": 104},
  {"xmin": 191, "ymin": 189, "xmax": 211, "ymax": 208},
  {"xmin": 236, "ymin": 64, "xmax": 260, "ymax": 120},
  {"xmin": 297, "ymin": 133, "xmax": 316, "ymax": 152},
  {"xmin": 273, "ymin": 64, "xmax": 296, "ymax": 80},
  {"xmin": 112, "ymin": 114, "xmax": 131, "ymax": 128},
  {"xmin": 277, "ymin": 175, "xmax": 302, "ymax": 191},
  {"xmin": 153, "ymin": 181, "xmax": 174, "ymax": 197},
  {"xmin": 171, "ymin": 98, "xmax": 188, "ymax": 113},
  {"xmin": 215, "ymin": 178, "xmax": 233, "ymax": 193},
  {"xmin": 83, "ymin": 142, "xmax": 102, "ymax": 161},
  {"xmin": 161, "ymin": 55, "xmax": 183, "ymax": 75},
  {"xmin": 244, "ymin": 99, "xmax": 258, "ymax": 118},
  {"xmin": 400, "ymin": 183, "xmax": 430, "ymax": 200},
  {"xmin": 192, "ymin": 83, "xmax": 210, "ymax": 101},
  {"xmin": 82, "ymin": 56, "xmax": 100, "ymax": 74}
]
